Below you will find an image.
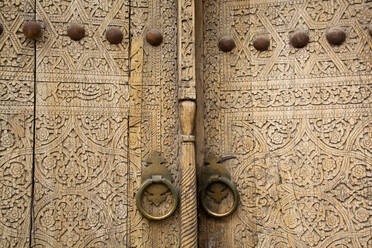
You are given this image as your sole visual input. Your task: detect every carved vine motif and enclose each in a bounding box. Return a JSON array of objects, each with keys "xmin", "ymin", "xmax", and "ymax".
[
  {"xmin": 33, "ymin": 110, "xmax": 129, "ymax": 247},
  {"xmin": 0, "ymin": 112, "xmax": 34, "ymax": 244}
]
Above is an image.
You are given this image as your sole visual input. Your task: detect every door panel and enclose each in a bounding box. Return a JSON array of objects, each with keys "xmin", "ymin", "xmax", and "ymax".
[
  {"xmin": 0, "ymin": 0, "xmax": 181, "ymax": 247},
  {"xmin": 200, "ymin": 0, "xmax": 371, "ymax": 247},
  {"xmin": 0, "ymin": 1, "xmax": 35, "ymax": 247},
  {"xmin": 129, "ymin": 0, "xmax": 180, "ymax": 246},
  {"xmin": 33, "ymin": 0, "xmax": 131, "ymax": 246},
  {"xmin": 30, "ymin": 0, "xmax": 181, "ymax": 247}
]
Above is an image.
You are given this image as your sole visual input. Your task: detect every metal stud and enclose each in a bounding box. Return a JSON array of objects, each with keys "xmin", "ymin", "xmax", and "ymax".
[
  {"xmin": 326, "ymin": 26, "xmax": 346, "ymax": 45},
  {"xmin": 23, "ymin": 21, "xmax": 42, "ymax": 40},
  {"xmin": 218, "ymin": 36, "xmax": 235, "ymax": 52},
  {"xmin": 146, "ymin": 29, "xmax": 163, "ymax": 46},
  {"xmin": 67, "ymin": 23, "xmax": 85, "ymax": 41},
  {"xmin": 106, "ymin": 27, "xmax": 123, "ymax": 44},
  {"xmin": 290, "ymin": 30, "xmax": 309, "ymax": 48},
  {"xmin": 253, "ymin": 35, "xmax": 270, "ymax": 51},
  {"xmin": 0, "ymin": 24, "xmax": 3, "ymax": 36}
]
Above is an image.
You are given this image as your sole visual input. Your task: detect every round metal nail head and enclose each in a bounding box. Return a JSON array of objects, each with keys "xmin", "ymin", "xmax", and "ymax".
[
  {"xmin": 326, "ymin": 26, "xmax": 346, "ymax": 45},
  {"xmin": 106, "ymin": 28, "xmax": 123, "ymax": 44},
  {"xmin": 290, "ymin": 30, "xmax": 309, "ymax": 48},
  {"xmin": 218, "ymin": 36, "xmax": 236, "ymax": 52},
  {"xmin": 253, "ymin": 35, "xmax": 270, "ymax": 51},
  {"xmin": 23, "ymin": 21, "xmax": 41, "ymax": 40},
  {"xmin": 146, "ymin": 29, "xmax": 163, "ymax": 46},
  {"xmin": 67, "ymin": 23, "xmax": 85, "ymax": 41}
]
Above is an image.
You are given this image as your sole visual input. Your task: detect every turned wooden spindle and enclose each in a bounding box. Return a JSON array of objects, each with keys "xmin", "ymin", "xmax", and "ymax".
[{"xmin": 179, "ymin": 100, "xmax": 197, "ymax": 248}]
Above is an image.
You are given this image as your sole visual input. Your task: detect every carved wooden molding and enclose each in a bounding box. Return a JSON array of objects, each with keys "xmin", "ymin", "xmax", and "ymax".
[
  {"xmin": 179, "ymin": 100, "xmax": 197, "ymax": 247},
  {"xmin": 178, "ymin": 0, "xmax": 196, "ymax": 100}
]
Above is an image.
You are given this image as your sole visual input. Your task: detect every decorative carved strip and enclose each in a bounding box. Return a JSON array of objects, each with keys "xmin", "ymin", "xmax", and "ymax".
[
  {"xmin": 128, "ymin": 37, "xmax": 149, "ymax": 248},
  {"xmin": 180, "ymin": 137, "xmax": 198, "ymax": 248},
  {"xmin": 177, "ymin": 0, "xmax": 198, "ymax": 246},
  {"xmin": 178, "ymin": 0, "xmax": 196, "ymax": 100}
]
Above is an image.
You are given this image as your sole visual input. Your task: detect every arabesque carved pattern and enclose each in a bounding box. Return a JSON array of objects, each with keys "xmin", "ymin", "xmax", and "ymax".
[
  {"xmin": 32, "ymin": 0, "xmax": 131, "ymax": 247},
  {"xmin": 129, "ymin": 0, "xmax": 180, "ymax": 246},
  {"xmin": 202, "ymin": 0, "xmax": 371, "ymax": 247},
  {"xmin": 33, "ymin": 109, "xmax": 129, "ymax": 247},
  {"xmin": 0, "ymin": 112, "xmax": 34, "ymax": 247},
  {"xmin": 0, "ymin": 0, "xmax": 35, "ymax": 246},
  {"xmin": 224, "ymin": 0, "xmax": 371, "ymax": 83},
  {"xmin": 178, "ymin": 0, "xmax": 196, "ymax": 99}
]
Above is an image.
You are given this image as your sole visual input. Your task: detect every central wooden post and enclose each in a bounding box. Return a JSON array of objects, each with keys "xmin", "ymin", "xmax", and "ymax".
[
  {"xmin": 179, "ymin": 101, "xmax": 197, "ymax": 247},
  {"xmin": 178, "ymin": 0, "xmax": 197, "ymax": 246}
]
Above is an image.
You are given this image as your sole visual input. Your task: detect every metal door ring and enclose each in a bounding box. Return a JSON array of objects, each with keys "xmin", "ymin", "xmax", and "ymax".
[
  {"xmin": 200, "ymin": 176, "xmax": 239, "ymax": 217},
  {"xmin": 136, "ymin": 176, "xmax": 179, "ymax": 221}
]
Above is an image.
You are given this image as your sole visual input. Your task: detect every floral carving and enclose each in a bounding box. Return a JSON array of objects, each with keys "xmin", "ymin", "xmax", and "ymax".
[{"xmin": 35, "ymin": 194, "xmax": 108, "ymax": 247}]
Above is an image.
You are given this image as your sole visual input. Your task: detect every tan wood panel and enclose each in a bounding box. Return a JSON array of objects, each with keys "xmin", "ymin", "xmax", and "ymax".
[
  {"xmin": 199, "ymin": 0, "xmax": 372, "ymax": 247},
  {"xmin": 0, "ymin": 0, "xmax": 35, "ymax": 247},
  {"xmin": 33, "ymin": 0, "xmax": 131, "ymax": 246},
  {"xmin": 31, "ymin": 0, "xmax": 182, "ymax": 247},
  {"xmin": 129, "ymin": 0, "xmax": 181, "ymax": 247}
]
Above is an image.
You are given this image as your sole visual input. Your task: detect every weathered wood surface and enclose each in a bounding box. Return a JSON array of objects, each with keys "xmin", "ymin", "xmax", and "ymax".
[
  {"xmin": 1, "ymin": 0, "xmax": 371, "ymax": 247},
  {"xmin": 1, "ymin": 0, "xmax": 180, "ymax": 247},
  {"xmin": 199, "ymin": 0, "xmax": 372, "ymax": 247}
]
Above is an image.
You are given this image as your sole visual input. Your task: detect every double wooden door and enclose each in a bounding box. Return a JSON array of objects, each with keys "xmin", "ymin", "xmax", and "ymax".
[{"xmin": 0, "ymin": 0, "xmax": 371, "ymax": 247}]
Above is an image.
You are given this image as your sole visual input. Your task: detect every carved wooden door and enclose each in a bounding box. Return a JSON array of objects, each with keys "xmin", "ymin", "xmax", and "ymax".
[
  {"xmin": 0, "ymin": 0, "xmax": 182, "ymax": 247},
  {"xmin": 1, "ymin": 0, "xmax": 371, "ymax": 247},
  {"xmin": 197, "ymin": 0, "xmax": 371, "ymax": 247}
]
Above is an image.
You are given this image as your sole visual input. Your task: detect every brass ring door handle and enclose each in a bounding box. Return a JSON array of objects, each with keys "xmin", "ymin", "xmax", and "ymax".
[
  {"xmin": 136, "ymin": 175, "xmax": 179, "ymax": 221},
  {"xmin": 200, "ymin": 175, "xmax": 239, "ymax": 217},
  {"xmin": 136, "ymin": 152, "xmax": 179, "ymax": 221},
  {"xmin": 200, "ymin": 154, "xmax": 239, "ymax": 217}
]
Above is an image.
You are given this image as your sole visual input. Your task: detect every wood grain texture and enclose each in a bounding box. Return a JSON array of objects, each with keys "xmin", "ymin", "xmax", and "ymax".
[{"xmin": 200, "ymin": 0, "xmax": 372, "ymax": 247}]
